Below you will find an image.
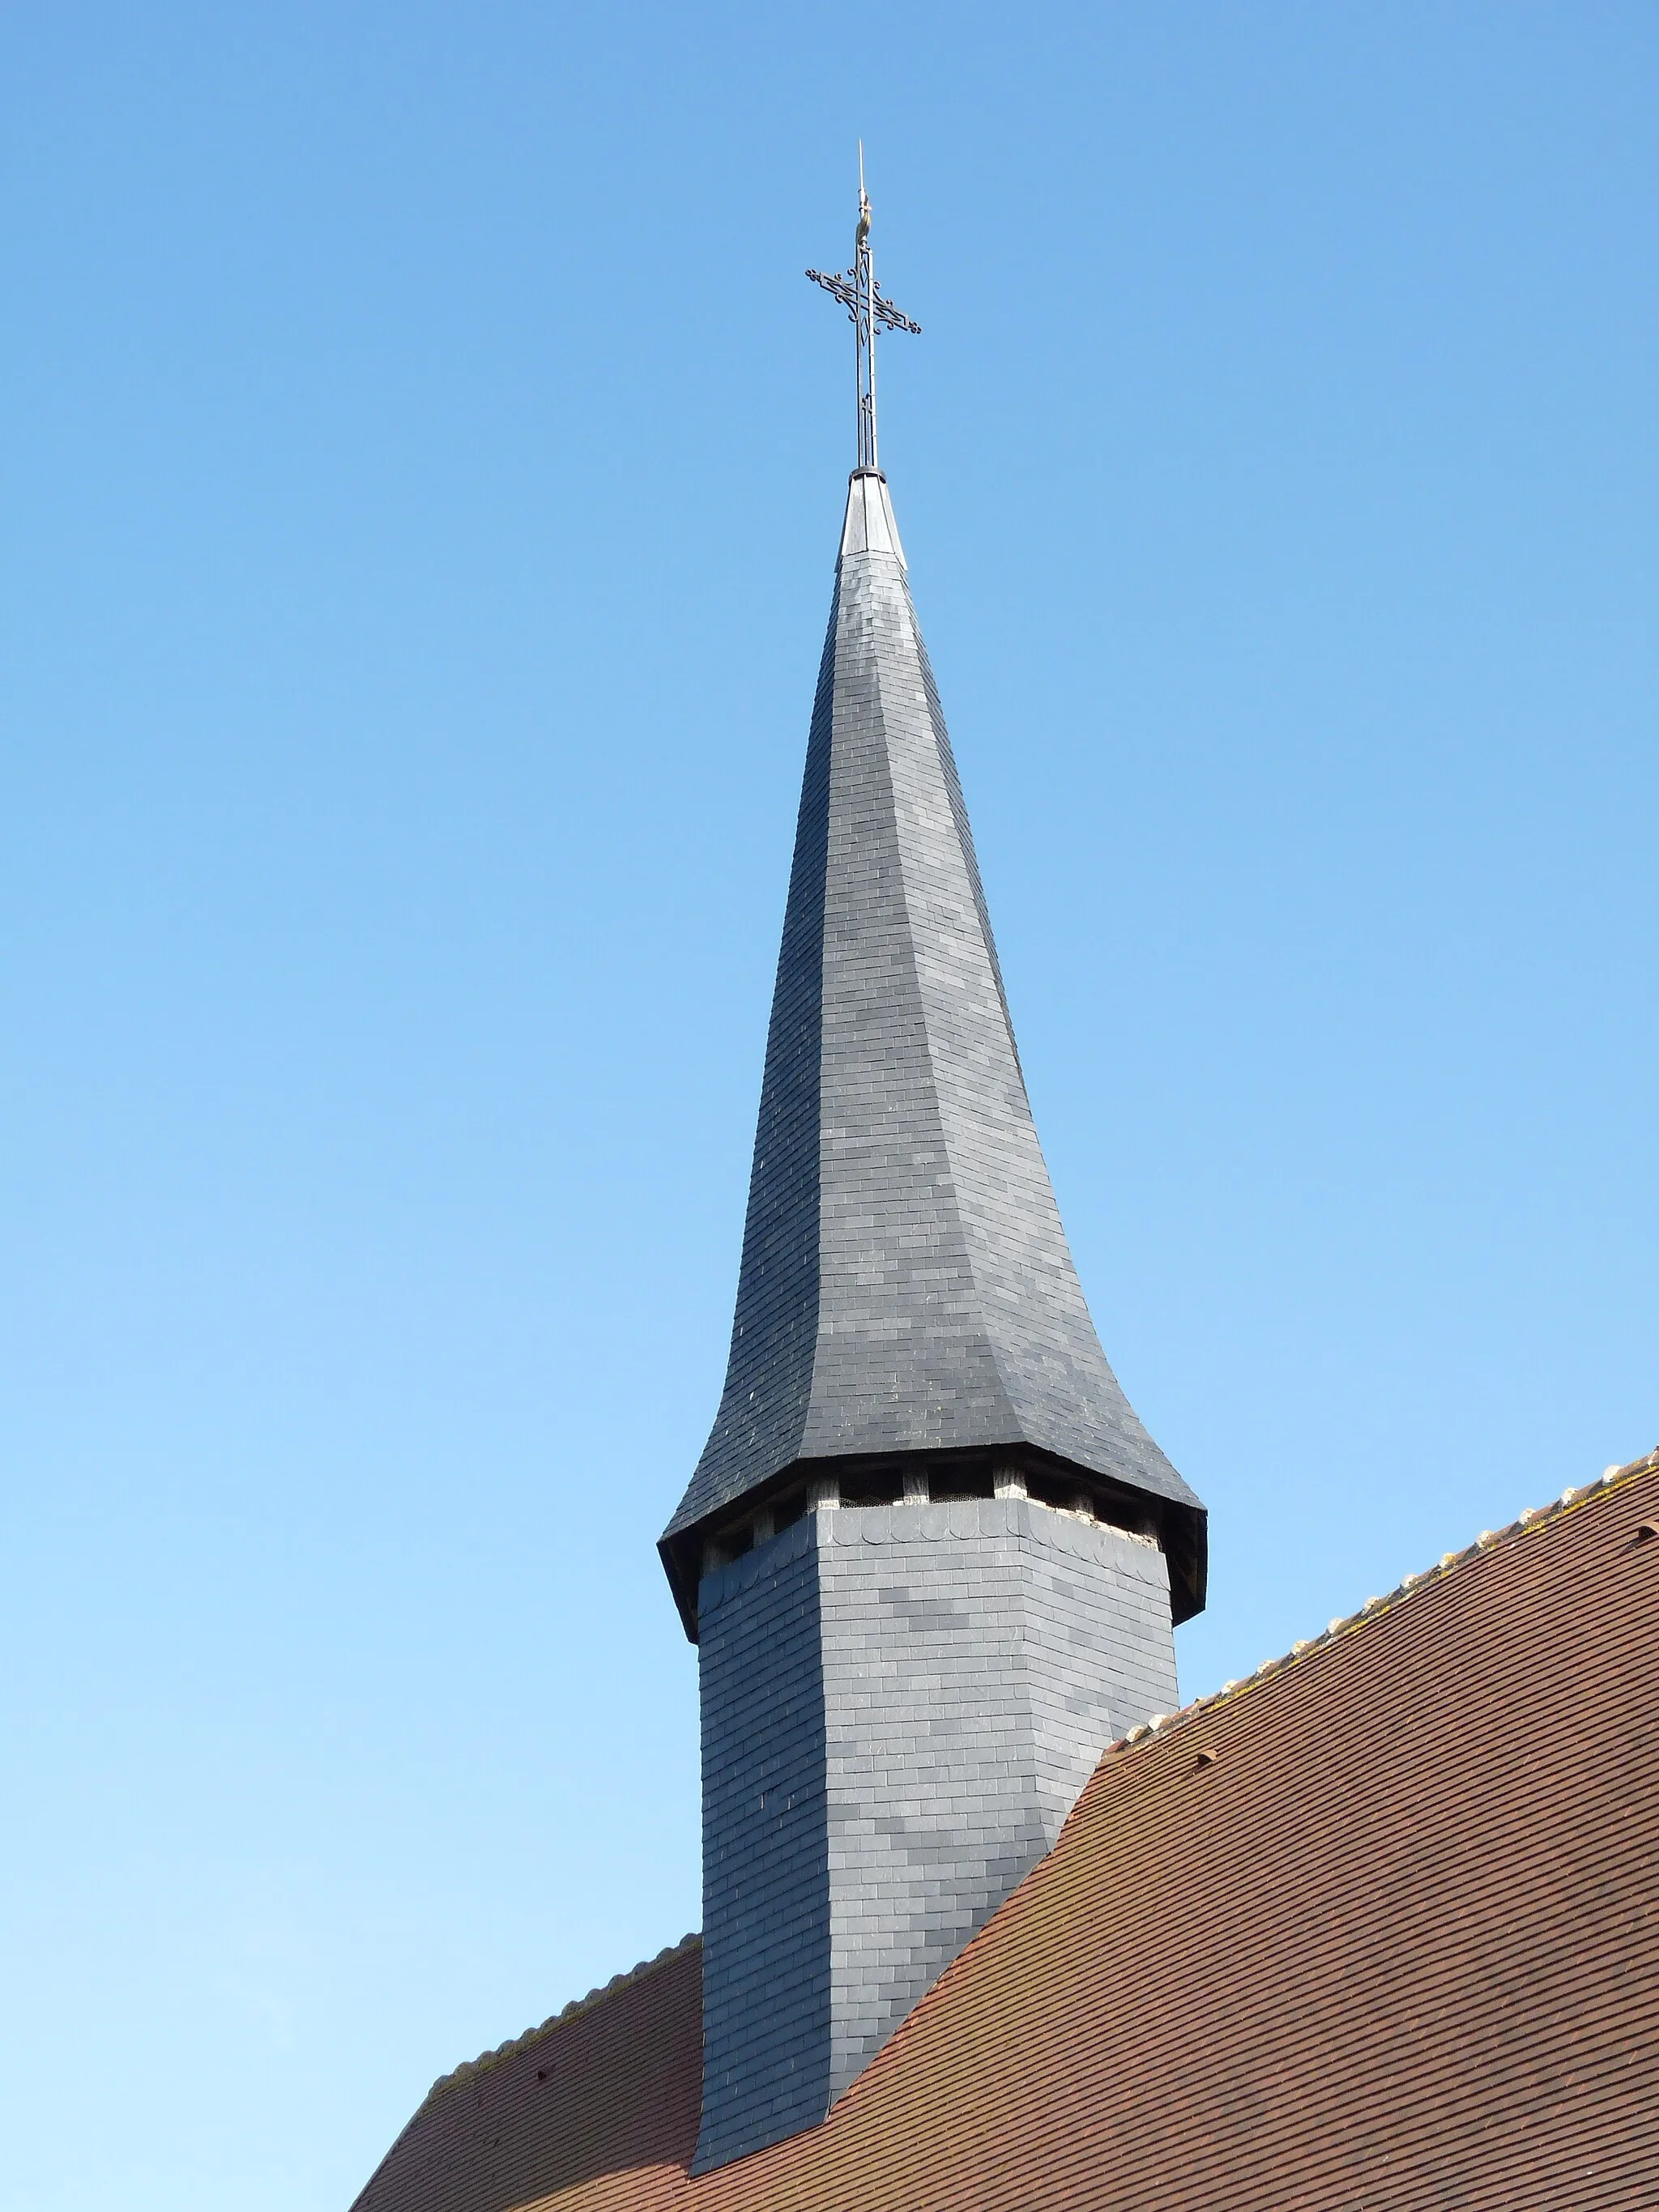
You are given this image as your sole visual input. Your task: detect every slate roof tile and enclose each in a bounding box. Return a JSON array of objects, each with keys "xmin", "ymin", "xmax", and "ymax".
[{"xmin": 660, "ymin": 471, "xmax": 1202, "ymax": 1630}]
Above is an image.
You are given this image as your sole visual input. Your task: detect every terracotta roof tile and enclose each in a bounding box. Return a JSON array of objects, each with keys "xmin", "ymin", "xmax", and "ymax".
[
  {"xmin": 356, "ymin": 1450, "xmax": 1659, "ymax": 2212},
  {"xmin": 419, "ymin": 1938, "xmax": 702, "ymax": 2112}
]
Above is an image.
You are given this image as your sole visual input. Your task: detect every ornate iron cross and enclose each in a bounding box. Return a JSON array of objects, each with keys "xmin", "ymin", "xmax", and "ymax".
[{"xmin": 807, "ymin": 147, "xmax": 921, "ymax": 475}]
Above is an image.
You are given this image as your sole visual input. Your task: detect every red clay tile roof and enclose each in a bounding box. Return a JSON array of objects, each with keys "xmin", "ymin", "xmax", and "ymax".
[{"xmin": 354, "ymin": 1451, "xmax": 1659, "ymax": 2212}]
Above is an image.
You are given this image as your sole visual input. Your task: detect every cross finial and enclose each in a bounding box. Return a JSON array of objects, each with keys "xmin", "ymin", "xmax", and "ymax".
[{"xmin": 807, "ymin": 147, "xmax": 921, "ymax": 475}]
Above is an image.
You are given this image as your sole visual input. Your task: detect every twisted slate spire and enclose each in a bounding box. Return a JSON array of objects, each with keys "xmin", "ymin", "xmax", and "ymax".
[{"xmin": 661, "ymin": 470, "xmax": 1203, "ymax": 1628}]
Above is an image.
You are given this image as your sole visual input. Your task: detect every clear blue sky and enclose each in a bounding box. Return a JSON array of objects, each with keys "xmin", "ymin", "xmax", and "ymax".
[{"xmin": 2, "ymin": 6, "xmax": 1653, "ymax": 2207}]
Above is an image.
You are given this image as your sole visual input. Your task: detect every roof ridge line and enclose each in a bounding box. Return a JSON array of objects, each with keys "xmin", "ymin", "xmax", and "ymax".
[
  {"xmin": 417, "ymin": 1931, "xmax": 703, "ymax": 2111},
  {"xmin": 1107, "ymin": 1445, "xmax": 1659, "ymax": 1758}
]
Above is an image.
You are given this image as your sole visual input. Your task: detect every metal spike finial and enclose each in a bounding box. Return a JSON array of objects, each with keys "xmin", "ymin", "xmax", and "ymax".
[{"xmin": 807, "ymin": 151, "xmax": 920, "ymax": 473}]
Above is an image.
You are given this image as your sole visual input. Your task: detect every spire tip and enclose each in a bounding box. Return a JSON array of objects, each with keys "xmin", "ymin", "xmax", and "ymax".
[{"xmin": 804, "ymin": 156, "xmax": 920, "ymax": 474}]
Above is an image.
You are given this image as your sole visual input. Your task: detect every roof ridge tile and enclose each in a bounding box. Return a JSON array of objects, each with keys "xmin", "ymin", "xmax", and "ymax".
[
  {"xmin": 1100, "ymin": 1446, "xmax": 1659, "ymax": 1763},
  {"xmin": 420, "ymin": 1933, "xmax": 702, "ymax": 2108}
]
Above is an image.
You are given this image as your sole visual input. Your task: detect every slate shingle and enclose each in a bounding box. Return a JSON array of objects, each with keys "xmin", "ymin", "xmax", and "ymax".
[{"xmin": 661, "ymin": 472, "xmax": 1203, "ymax": 1624}]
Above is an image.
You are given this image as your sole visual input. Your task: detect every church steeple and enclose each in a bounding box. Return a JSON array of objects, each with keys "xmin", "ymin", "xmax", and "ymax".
[
  {"xmin": 659, "ymin": 260, "xmax": 1204, "ymax": 1635},
  {"xmin": 671, "ymin": 181, "xmax": 1205, "ymax": 2176}
]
